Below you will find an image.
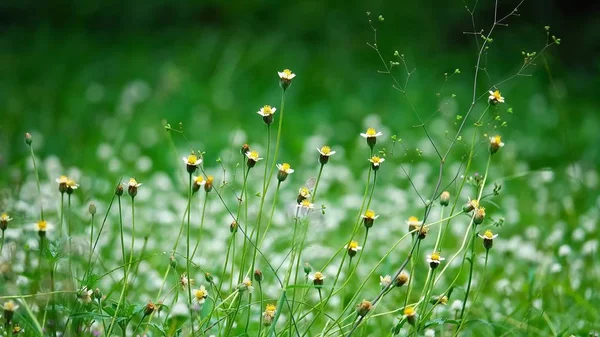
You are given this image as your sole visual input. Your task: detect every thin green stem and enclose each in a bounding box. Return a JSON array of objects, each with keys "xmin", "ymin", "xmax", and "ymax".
[
  {"xmin": 186, "ymin": 173, "xmax": 197, "ymax": 336},
  {"xmin": 192, "ymin": 191, "xmax": 209, "ymax": 260},
  {"xmin": 28, "ymin": 145, "xmax": 44, "ymax": 221},
  {"xmin": 118, "ymin": 196, "xmax": 126, "ymax": 267},
  {"xmin": 68, "ymin": 194, "xmax": 73, "ymax": 279}
]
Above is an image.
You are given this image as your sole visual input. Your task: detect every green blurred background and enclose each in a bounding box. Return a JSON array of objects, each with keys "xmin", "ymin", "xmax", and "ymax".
[{"xmin": 1, "ymin": 0, "xmax": 598, "ymax": 177}]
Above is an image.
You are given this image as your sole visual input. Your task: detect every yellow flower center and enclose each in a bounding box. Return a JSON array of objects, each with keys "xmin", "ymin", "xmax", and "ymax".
[
  {"xmin": 470, "ymin": 199, "xmax": 479, "ymax": 208},
  {"xmin": 187, "ymin": 154, "xmax": 198, "ymax": 165},
  {"xmin": 408, "ymin": 216, "xmax": 419, "ymax": 223},
  {"xmin": 430, "ymin": 252, "xmax": 441, "ymax": 261},
  {"xmin": 477, "ymin": 207, "xmax": 486, "ymax": 215},
  {"xmin": 439, "ymin": 296, "xmax": 448, "ymax": 304},
  {"xmin": 314, "ymin": 272, "xmax": 324, "ymax": 280},
  {"xmin": 491, "ymin": 136, "xmax": 502, "ymax": 145},
  {"xmin": 58, "ymin": 175, "xmax": 68, "ymax": 183},
  {"xmin": 67, "ymin": 179, "xmax": 77, "ymax": 187},
  {"xmin": 265, "ymin": 304, "xmax": 276, "ymax": 312},
  {"xmin": 404, "ymin": 306, "xmax": 416, "ymax": 316},
  {"xmin": 283, "ymin": 69, "xmax": 293, "ymax": 76},
  {"xmin": 1, "ymin": 213, "xmax": 8, "ymax": 221},
  {"xmin": 300, "ymin": 199, "xmax": 312, "ymax": 208},
  {"xmin": 281, "ymin": 163, "xmax": 291, "ymax": 171},
  {"xmin": 194, "ymin": 176, "xmax": 204, "ymax": 184},
  {"xmin": 195, "ymin": 289, "xmax": 207, "ymax": 300},
  {"xmin": 249, "ymin": 151, "xmax": 260, "ymax": 160},
  {"xmin": 493, "ymin": 90, "xmax": 502, "ymax": 100},
  {"xmin": 262, "ymin": 105, "xmax": 274, "ymax": 115},
  {"xmin": 207, "ymin": 175, "xmax": 214, "ymax": 183},
  {"xmin": 366, "ymin": 128, "xmax": 377, "ymax": 136},
  {"xmin": 364, "ymin": 210, "xmax": 375, "ymax": 219},
  {"xmin": 484, "ymin": 230, "xmax": 494, "ymax": 239},
  {"xmin": 299, "ymin": 187, "xmax": 310, "ymax": 197},
  {"xmin": 348, "ymin": 241, "xmax": 359, "ymax": 250},
  {"xmin": 320, "ymin": 146, "xmax": 331, "ymax": 155},
  {"xmin": 371, "ymin": 156, "xmax": 382, "ymax": 164},
  {"xmin": 129, "ymin": 178, "xmax": 138, "ymax": 186},
  {"xmin": 37, "ymin": 220, "xmax": 47, "ymax": 231},
  {"xmin": 244, "ymin": 279, "xmax": 252, "ymax": 287}
]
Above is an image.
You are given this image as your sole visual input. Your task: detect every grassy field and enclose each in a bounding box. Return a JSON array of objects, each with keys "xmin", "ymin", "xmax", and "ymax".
[{"xmin": 1, "ymin": 1, "xmax": 599, "ymax": 336}]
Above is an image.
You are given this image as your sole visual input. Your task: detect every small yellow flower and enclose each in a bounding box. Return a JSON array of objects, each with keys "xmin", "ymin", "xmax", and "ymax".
[
  {"xmin": 205, "ymin": 175, "xmax": 214, "ymax": 193},
  {"xmin": 368, "ymin": 156, "xmax": 385, "ymax": 170},
  {"xmin": 360, "ymin": 128, "xmax": 383, "ymax": 139},
  {"xmin": 299, "ymin": 199, "xmax": 314, "ymax": 210},
  {"xmin": 406, "ymin": 216, "xmax": 423, "ymax": 233},
  {"xmin": 479, "ymin": 229, "xmax": 498, "ymax": 250},
  {"xmin": 182, "ymin": 153, "xmax": 202, "ymax": 167},
  {"xmin": 127, "ymin": 178, "xmax": 142, "ymax": 188},
  {"xmin": 192, "ymin": 285, "xmax": 208, "ymax": 304},
  {"xmin": 345, "ymin": 240, "xmax": 362, "ymax": 257},
  {"xmin": 426, "ymin": 252, "xmax": 445, "ymax": 269},
  {"xmin": 192, "ymin": 175, "xmax": 205, "ymax": 193},
  {"xmin": 66, "ymin": 178, "xmax": 79, "ymax": 190},
  {"xmin": 403, "ymin": 306, "xmax": 417, "ymax": 325},
  {"xmin": 56, "ymin": 175, "xmax": 69, "ymax": 193},
  {"xmin": 3, "ymin": 300, "xmax": 19, "ymax": 312},
  {"xmin": 36, "ymin": 220, "xmax": 51, "ymax": 232},
  {"xmin": 488, "ymin": 90, "xmax": 505, "ymax": 104},
  {"xmin": 309, "ymin": 271, "xmax": 326, "ymax": 287},
  {"xmin": 1, "ymin": 213, "xmax": 12, "ymax": 231},
  {"xmin": 238, "ymin": 277, "xmax": 255, "ymax": 293},
  {"xmin": 257, "ymin": 105, "xmax": 276, "ymax": 117},
  {"xmin": 278, "ymin": 69, "xmax": 296, "ymax": 80},
  {"xmin": 299, "ymin": 187, "xmax": 311, "ymax": 199},
  {"xmin": 362, "ymin": 210, "xmax": 379, "ymax": 228},
  {"xmin": 126, "ymin": 177, "xmax": 142, "ymax": 198},
  {"xmin": 277, "ymin": 163, "xmax": 294, "ymax": 182},
  {"xmin": 317, "ymin": 146, "xmax": 335, "ymax": 157},
  {"xmin": 473, "ymin": 206, "xmax": 486, "ymax": 225},
  {"xmin": 263, "ymin": 304, "xmax": 277, "ymax": 326},
  {"xmin": 245, "ymin": 151, "xmax": 263, "ymax": 168},
  {"xmin": 277, "ymin": 163, "xmax": 294, "ymax": 175},
  {"xmin": 489, "ymin": 135, "xmax": 505, "ymax": 154}
]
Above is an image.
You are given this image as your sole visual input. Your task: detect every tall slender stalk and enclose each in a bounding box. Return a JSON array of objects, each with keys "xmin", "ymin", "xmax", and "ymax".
[{"xmin": 186, "ymin": 173, "xmax": 197, "ymax": 335}]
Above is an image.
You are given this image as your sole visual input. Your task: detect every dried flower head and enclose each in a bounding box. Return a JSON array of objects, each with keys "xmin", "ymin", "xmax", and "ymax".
[
  {"xmin": 463, "ymin": 198, "xmax": 479, "ymax": 213},
  {"xmin": 395, "ymin": 271, "xmax": 410, "ymax": 287},
  {"xmin": 144, "ymin": 301, "xmax": 157, "ymax": 316},
  {"xmin": 356, "ymin": 299, "xmax": 372, "ymax": 317},
  {"xmin": 380, "ymin": 275, "xmax": 392, "ymax": 288},
  {"xmin": 238, "ymin": 277, "xmax": 255, "ymax": 294},
  {"xmin": 180, "ymin": 273, "xmax": 194, "ymax": 290},
  {"xmin": 473, "ymin": 206, "xmax": 486, "ymax": 225},
  {"xmin": 77, "ymin": 287, "xmax": 94, "ymax": 304}
]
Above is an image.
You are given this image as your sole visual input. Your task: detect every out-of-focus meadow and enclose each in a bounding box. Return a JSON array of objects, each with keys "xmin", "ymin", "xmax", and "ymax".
[{"xmin": 1, "ymin": 1, "xmax": 599, "ymax": 336}]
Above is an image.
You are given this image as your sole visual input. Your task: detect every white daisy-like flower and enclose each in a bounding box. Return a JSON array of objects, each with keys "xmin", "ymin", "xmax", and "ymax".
[
  {"xmin": 34, "ymin": 220, "xmax": 54, "ymax": 232},
  {"xmin": 193, "ymin": 176, "xmax": 206, "ymax": 187},
  {"xmin": 478, "ymin": 230, "xmax": 498, "ymax": 240},
  {"xmin": 77, "ymin": 287, "xmax": 94, "ymax": 304},
  {"xmin": 278, "ymin": 69, "xmax": 296, "ymax": 80},
  {"xmin": 182, "ymin": 154, "xmax": 202, "ymax": 167},
  {"xmin": 344, "ymin": 240, "xmax": 362, "ymax": 252},
  {"xmin": 368, "ymin": 156, "xmax": 385, "ymax": 167},
  {"xmin": 1, "ymin": 213, "xmax": 13, "ymax": 223},
  {"xmin": 298, "ymin": 199, "xmax": 314, "ymax": 210},
  {"xmin": 192, "ymin": 285, "xmax": 208, "ymax": 305},
  {"xmin": 360, "ymin": 128, "xmax": 383, "ymax": 138},
  {"xmin": 56, "ymin": 175, "xmax": 69, "ymax": 185},
  {"xmin": 276, "ymin": 163, "xmax": 294, "ymax": 175},
  {"xmin": 245, "ymin": 150, "xmax": 263, "ymax": 162},
  {"xmin": 380, "ymin": 275, "xmax": 392, "ymax": 287},
  {"xmin": 426, "ymin": 252, "xmax": 445, "ymax": 266},
  {"xmin": 488, "ymin": 90, "xmax": 505, "ymax": 104},
  {"xmin": 298, "ymin": 187, "xmax": 311, "ymax": 199},
  {"xmin": 317, "ymin": 146, "xmax": 336, "ymax": 157},
  {"xmin": 489, "ymin": 136, "xmax": 505, "ymax": 148},
  {"xmin": 257, "ymin": 105, "xmax": 277, "ymax": 117},
  {"xmin": 66, "ymin": 178, "xmax": 79, "ymax": 190},
  {"xmin": 238, "ymin": 277, "xmax": 255, "ymax": 294},
  {"xmin": 309, "ymin": 272, "xmax": 326, "ymax": 282},
  {"xmin": 3, "ymin": 300, "xmax": 19, "ymax": 312},
  {"xmin": 126, "ymin": 178, "xmax": 142, "ymax": 188}
]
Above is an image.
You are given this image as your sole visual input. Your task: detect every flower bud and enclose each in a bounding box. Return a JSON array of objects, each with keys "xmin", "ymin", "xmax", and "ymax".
[
  {"xmin": 394, "ymin": 271, "xmax": 409, "ymax": 287},
  {"xmin": 417, "ymin": 225, "xmax": 429, "ymax": 240},
  {"xmin": 404, "ymin": 306, "xmax": 417, "ymax": 325},
  {"xmin": 304, "ymin": 262, "xmax": 312, "ymax": 275},
  {"xmin": 24, "ymin": 133, "xmax": 33, "ymax": 145},
  {"xmin": 115, "ymin": 184, "xmax": 124, "ymax": 196},
  {"xmin": 88, "ymin": 203, "xmax": 97, "ymax": 215},
  {"xmin": 254, "ymin": 269, "xmax": 263, "ymax": 283},
  {"xmin": 144, "ymin": 301, "xmax": 157, "ymax": 316},
  {"xmin": 440, "ymin": 191, "xmax": 450, "ymax": 206},
  {"xmin": 205, "ymin": 272, "xmax": 214, "ymax": 283},
  {"xmin": 169, "ymin": 255, "xmax": 178, "ymax": 268},
  {"xmin": 473, "ymin": 207, "xmax": 486, "ymax": 225},
  {"xmin": 204, "ymin": 176, "xmax": 214, "ymax": 193},
  {"xmin": 94, "ymin": 288, "xmax": 103, "ymax": 301},
  {"xmin": 356, "ymin": 300, "xmax": 372, "ymax": 317},
  {"xmin": 241, "ymin": 144, "xmax": 250, "ymax": 155},
  {"xmin": 230, "ymin": 220, "xmax": 238, "ymax": 233}
]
